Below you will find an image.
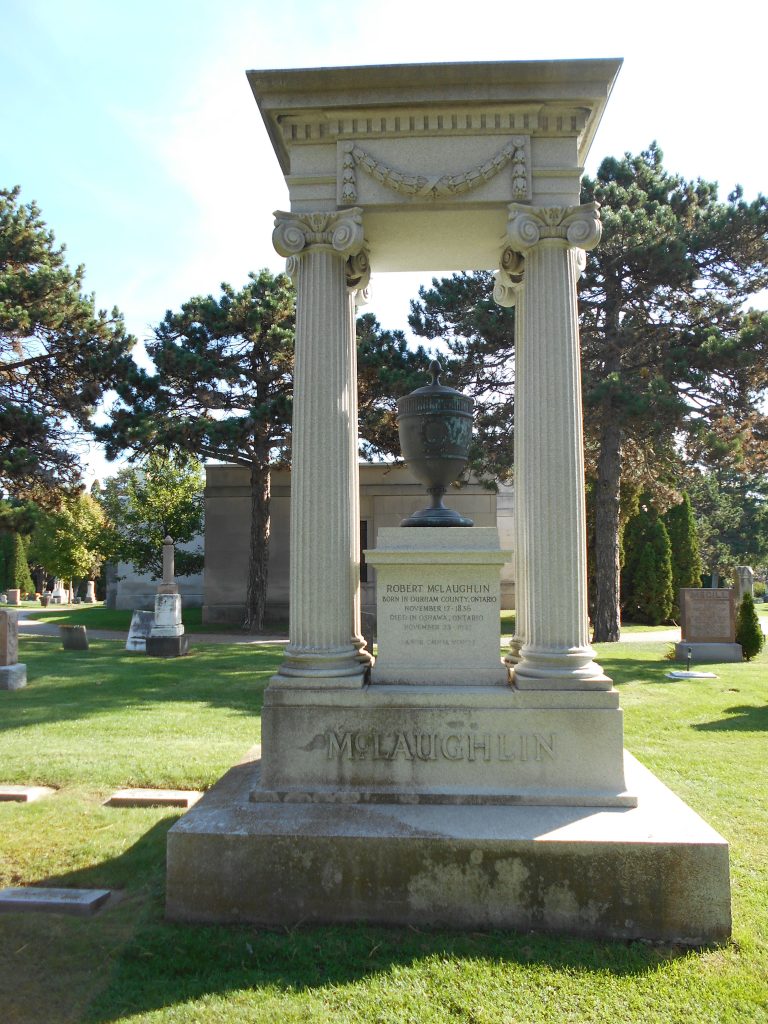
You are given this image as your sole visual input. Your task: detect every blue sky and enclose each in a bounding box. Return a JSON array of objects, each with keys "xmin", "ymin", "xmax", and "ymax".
[{"xmin": 2, "ymin": 0, "xmax": 765, "ymax": 479}]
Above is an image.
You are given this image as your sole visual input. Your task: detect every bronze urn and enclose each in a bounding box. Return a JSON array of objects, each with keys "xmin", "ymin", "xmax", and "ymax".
[{"xmin": 397, "ymin": 360, "xmax": 474, "ymax": 527}]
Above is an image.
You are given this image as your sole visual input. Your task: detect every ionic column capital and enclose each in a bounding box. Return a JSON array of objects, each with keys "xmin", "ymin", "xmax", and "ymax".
[
  {"xmin": 493, "ymin": 247, "xmax": 525, "ymax": 308},
  {"xmin": 273, "ymin": 208, "xmax": 366, "ymax": 259},
  {"xmin": 505, "ymin": 202, "xmax": 602, "ymax": 253}
]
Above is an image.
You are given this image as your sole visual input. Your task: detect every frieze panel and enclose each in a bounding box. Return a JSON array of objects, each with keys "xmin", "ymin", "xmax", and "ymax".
[{"xmin": 338, "ymin": 137, "xmax": 530, "ymax": 206}]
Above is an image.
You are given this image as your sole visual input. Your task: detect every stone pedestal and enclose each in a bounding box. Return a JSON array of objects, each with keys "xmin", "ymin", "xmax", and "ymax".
[
  {"xmin": 147, "ymin": 537, "xmax": 188, "ymax": 657},
  {"xmin": 253, "ymin": 526, "xmax": 631, "ymax": 809},
  {"xmin": 167, "ymin": 752, "xmax": 730, "ymax": 943},
  {"xmin": 84, "ymin": 580, "xmax": 96, "ymax": 604}
]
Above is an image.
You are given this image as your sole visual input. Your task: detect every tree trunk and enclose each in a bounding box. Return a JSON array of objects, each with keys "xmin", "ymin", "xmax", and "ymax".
[
  {"xmin": 592, "ymin": 415, "xmax": 623, "ymax": 642},
  {"xmin": 243, "ymin": 460, "xmax": 271, "ymax": 632}
]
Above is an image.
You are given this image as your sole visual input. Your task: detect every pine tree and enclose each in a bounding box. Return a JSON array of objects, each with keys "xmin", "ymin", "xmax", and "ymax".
[
  {"xmin": 663, "ymin": 493, "xmax": 703, "ymax": 618},
  {"xmin": 735, "ymin": 593, "xmax": 765, "ymax": 660},
  {"xmin": 7, "ymin": 532, "xmax": 34, "ymax": 594},
  {"xmin": 407, "ymin": 146, "xmax": 768, "ymax": 641},
  {"xmin": 0, "ymin": 186, "xmax": 135, "ymax": 496},
  {"xmin": 621, "ymin": 502, "xmax": 674, "ymax": 624}
]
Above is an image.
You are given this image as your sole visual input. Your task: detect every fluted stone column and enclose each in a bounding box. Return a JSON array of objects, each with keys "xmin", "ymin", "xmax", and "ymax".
[
  {"xmin": 505, "ymin": 203, "xmax": 611, "ymax": 690},
  {"xmin": 271, "ymin": 208, "xmax": 369, "ymax": 685},
  {"xmin": 493, "ymin": 249, "xmax": 526, "ymax": 666}
]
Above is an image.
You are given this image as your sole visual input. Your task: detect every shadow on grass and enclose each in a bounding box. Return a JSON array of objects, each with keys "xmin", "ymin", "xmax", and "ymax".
[
  {"xmin": 2, "ymin": 637, "xmax": 282, "ymax": 733},
  {"xmin": 692, "ymin": 704, "xmax": 768, "ymax": 732},
  {"xmin": 75, "ymin": 823, "xmax": 693, "ymax": 1023},
  {"xmin": 593, "ymin": 652, "xmax": 677, "ymax": 687}
]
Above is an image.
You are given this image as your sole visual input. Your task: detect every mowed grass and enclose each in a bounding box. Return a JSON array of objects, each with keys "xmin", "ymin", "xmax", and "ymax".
[
  {"xmin": 24, "ymin": 604, "xmax": 251, "ymax": 634},
  {"xmin": 0, "ymin": 635, "xmax": 766, "ymax": 1023}
]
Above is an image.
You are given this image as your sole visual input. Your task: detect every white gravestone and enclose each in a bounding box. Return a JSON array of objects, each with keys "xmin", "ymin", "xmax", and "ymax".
[
  {"xmin": 147, "ymin": 537, "xmax": 188, "ymax": 656},
  {"xmin": 126, "ymin": 610, "xmax": 155, "ymax": 652},
  {"xmin": 735, "ymin": 566, "xmax": 754, "ymax": 602}
]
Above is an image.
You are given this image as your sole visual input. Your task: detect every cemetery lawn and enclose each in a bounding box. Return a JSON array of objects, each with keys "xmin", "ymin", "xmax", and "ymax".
[
  {"xmin": 24, "ymin": 604, "xmax": 286, "ymax": 635},
  {"xmin": 0, "ymin": 637, "xmax": 766, "ymax": 1024}
]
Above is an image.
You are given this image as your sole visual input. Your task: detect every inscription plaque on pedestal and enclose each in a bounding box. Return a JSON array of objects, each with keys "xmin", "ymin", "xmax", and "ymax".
[{"xmin": 366, "ymin": 527, "xmax": 510, "ymax": 685}]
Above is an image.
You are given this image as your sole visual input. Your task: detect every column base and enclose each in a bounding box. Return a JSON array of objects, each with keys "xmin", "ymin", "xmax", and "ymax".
[
  {"xmin": 274, "ymin": 643, "xmax": 370, "ymax": 687},
  {"xmin": 514, "ymin": 645, "xmax": 612, "ymax": 690}
]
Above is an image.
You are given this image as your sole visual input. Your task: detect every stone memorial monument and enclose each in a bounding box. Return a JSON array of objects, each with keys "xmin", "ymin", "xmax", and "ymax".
[
  {"xmin": 84, "ymin": 580, "xmax": 97, "ymax": 604},
  {"xmin": 675, "ymin": 588, "xmax": 742, "ymax": 663},
  {"xmin": 146, "ymin": 537, "xmax": 189, "ymax": 657},
  {"xmin": 735, "ymin": 566, "xmax": 754, "ymax": 602},
  {"xmin": 0, "ymin": 609, "xmax": 27, "ymax": 690},
  {"xmin": 166, "ymin": 59, "xmax": 730, "ymax": 943}
]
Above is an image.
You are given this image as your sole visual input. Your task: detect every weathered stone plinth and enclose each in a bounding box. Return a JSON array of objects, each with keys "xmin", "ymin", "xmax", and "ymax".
[
  {"xmin": 166, "ymin": 752, "xmax": 730, "ymax": 943},
  {"xmin": 146, "ymin": 634, "xmax": 190, "ymax": 658}
]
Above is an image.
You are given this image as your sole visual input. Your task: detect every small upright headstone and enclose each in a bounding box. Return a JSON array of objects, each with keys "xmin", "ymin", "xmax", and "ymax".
[
  {"xmin": 6, "ymin": 589, "xmax": 20, "ymax": 605},
  {"xmin": 675, "ymin": 588, "xmax": 742, "ymax": 663},
  {"xmin": 146, "ymin": 536, "xmax": 189, "ymax": 658},
  {"xmin": 735, "ymin": 566, "xmax": 754, "ymax": 603},
  {"xmin": 126, "ymin": 610, "xmax": 155, "ymax": 652},
  {"xmin": 60, "ymin": 625, "xmax": 88, "ymax": 651},
  {"xmin": 0, "ymin": 594, "xmax": 6, "ymax": 605},
  {"xmin": 0, "ymin": 610, "xmax": 27, "ymax": 690}
]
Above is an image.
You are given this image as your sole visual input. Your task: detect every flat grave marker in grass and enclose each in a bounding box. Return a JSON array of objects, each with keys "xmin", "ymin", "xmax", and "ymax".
[
  {"xmin": 0, "ymin": 887, "xmax": 111, "ymax": 916},
  {"xmin": 105, "ymin": 788, "xmax": 203, "ymax": 808},
  {"xmin": 0, "ymin": 784, "xmax": 55, "ymax": 803}
]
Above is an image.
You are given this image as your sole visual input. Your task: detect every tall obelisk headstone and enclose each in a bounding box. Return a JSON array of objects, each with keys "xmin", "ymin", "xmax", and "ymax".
[{"xmin": 146, "ymin": 537, "xmax": 189, "ymax": 657}]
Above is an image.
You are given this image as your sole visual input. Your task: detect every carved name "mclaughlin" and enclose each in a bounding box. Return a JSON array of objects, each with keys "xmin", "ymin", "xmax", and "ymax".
[{"xmin": 326, "ymin": 731, "xmax": 556, "ymax": 763}]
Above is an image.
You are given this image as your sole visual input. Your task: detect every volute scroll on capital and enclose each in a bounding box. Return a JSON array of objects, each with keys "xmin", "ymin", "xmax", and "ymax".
[
  {"xmin": 272, "ymin": 208, "xmax": 366, "ymax": 259},
  {"xmin": 346, "ymin": 248, "xmax": 371, "ymax": 306},
  {"xmin": 493, "ymin": 247, "xmax": 525, "ymax": 308},
  {"xmin": 505, "ymin": 202, "xmax": 602, "ymax": 253}
]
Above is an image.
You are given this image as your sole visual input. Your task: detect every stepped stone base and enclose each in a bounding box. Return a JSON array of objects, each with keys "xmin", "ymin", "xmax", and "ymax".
[{"xmin": 166, "ymin": 752, "xmax": 731, "ymax": 943}]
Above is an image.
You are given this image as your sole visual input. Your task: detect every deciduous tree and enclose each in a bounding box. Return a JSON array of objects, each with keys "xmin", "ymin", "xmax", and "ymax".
[{"xmin": 96, "ymin": 451, "xmax": 204, "ymax": 579}]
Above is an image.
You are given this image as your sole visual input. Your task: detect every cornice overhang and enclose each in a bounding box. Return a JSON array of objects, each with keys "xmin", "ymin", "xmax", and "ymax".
[{"xmin": 247, "ymin": 58, "xmax": 623, "ymax": 174}]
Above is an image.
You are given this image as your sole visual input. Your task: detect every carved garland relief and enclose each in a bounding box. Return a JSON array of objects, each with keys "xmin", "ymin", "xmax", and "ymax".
[{"xmin": 338, "ymin": 137, "xmax": 530, "ymax": 205}]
